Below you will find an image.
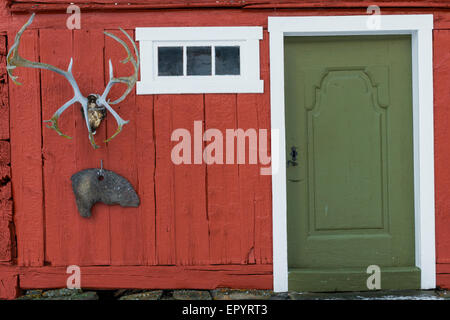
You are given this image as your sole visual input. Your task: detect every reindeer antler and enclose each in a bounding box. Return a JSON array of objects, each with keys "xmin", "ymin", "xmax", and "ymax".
[
  {"xmin": 7, "ymin": 13, "xmax": 140, "ymax": 149},
  {"xmin": 7, "ymin": 13, "xmax": 87, "ymax": 140},
  {"xmin": 97, "ymin": 28, "xmax": 139, "ymax": 143}
]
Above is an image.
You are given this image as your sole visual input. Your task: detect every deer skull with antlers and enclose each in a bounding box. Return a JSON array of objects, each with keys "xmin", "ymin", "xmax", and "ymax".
[{"xmin": 7, "ymin": 13, "xmax": 139, "ymax": 149}]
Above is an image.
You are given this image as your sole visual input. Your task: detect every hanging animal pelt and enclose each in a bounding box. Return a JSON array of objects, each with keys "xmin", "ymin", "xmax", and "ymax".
[{"xmin": 71, "ymin": 169, "xmax": 140, "ymax": 218}]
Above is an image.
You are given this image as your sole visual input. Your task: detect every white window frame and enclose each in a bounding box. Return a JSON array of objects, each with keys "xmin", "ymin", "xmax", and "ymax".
[
  {"xmin": 135, "ymin": 27, "xmax": 264, "ymax": 94},
  {"xmin": 268, "ymin": 15, "xmax": 435, "ymax": 292}
]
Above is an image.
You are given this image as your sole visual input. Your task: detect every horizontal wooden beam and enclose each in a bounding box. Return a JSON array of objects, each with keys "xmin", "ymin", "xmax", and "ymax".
[
  {"xmin": 8, "ymin": 1, "xmax": 450, "ymax": 12},
  {"xmin": 0, "ymin": 265, "xmax": 273, "ymax": 291}
]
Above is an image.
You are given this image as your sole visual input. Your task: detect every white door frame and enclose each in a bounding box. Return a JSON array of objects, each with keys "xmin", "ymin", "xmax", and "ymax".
[{"xmin": 268, "ymin": 14, "xmax": 435, "ymax": 292}]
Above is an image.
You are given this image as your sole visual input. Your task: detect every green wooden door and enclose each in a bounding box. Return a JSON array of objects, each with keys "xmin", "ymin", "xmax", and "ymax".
[{"xmin": 284, "ymin": 35, "xmax": 419, "ymax": 292}]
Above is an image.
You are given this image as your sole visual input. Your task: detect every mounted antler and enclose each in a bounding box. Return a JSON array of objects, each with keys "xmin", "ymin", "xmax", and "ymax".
[{"xmin": 7, "ymin": 13, "xmax": 140, "ymax": 149}]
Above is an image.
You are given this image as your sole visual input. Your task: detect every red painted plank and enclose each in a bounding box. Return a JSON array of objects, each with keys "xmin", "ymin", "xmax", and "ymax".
[
  {"xmin": 9, "ymin": 0, "xmax": 450, "ymax": 12},
  {"xmin": 433, "ymin": 30, "xmax": 450, "ymax": 265},
  {"xmin": 0, "ymin": 273, "xmax": 18, "ymax": 300},
  {"xmin": 436, "ymin": 263, "xmax": 450, "ymax": 274},
  {"xmin": 235, "ymin": 96, "xmax": 259, "ymax": 264},
  {"xmin": 8, "ymin": 29, "xmax": 44, "ymax": 267},
  {"xmin": 233, "ymin": 32, "xmax": 272, "ymax": 265},
  {"xmin": 40, "ymin": 28, "xmax": 78, "ymax": 266},
  {"xmin": 135, "ymin": 93, "xmax": 157, "ymax": 265},
  {"xmin": 71, "ymin": 29, "xmax": 111, "ymax": 265},
  {"xmin": 0, "ymin": 218, "xmax": 11, "ymax": 262},
  {"xmin": 5, "ymin": 10, "xmax": 450, "ymax": 32},
  {"xmin": 171, "ymin": 95, "xmax": 209, "ymax": 265},
  {"xmin": 0, "ymin": 141, "xmax": 10, "ymax": 165},
  {"xmin": 153, "ymin": 95, "xmax": 176, "ymax": 265},
  {"xmin": 18, "ymin": 265, "xmax": 272, "ymax": 290},
  {"xmin": 104, "ymin": 29, "xmax": 143, "ymax": 265},
  {"xmin": 0, "ymin": 166, "xmax": 10, "ymax": 201},
  {"xmin": 254, "ymin": 31, "xmax": 273, "ymax": 264},
  {"xmin": 437, "ymin": 274, "xmax": 450, "ymax": 289},
  {"xmin": 205, "ymin": 94, "xmax": 242, "ymax": 264},
  {"xmin": 0, "ymin": 36, "xmax": 8, "ymax": 140},
  {"xmin": 154, "ymin": 95, "xmax": 210, "ymax": 265}
]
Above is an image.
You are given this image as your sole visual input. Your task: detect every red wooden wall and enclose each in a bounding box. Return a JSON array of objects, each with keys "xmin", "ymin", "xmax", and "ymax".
[{"xmin": 2, "ymin": 0, "xmax": 450, "ymax": 299}]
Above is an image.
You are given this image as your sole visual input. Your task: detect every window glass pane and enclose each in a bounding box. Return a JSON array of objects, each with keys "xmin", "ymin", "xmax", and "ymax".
[
  {"xmin": 158, "ymin": 47, "xmax": 183, "ymax": 76},
  {"xmin": 187, "ymin": 46, "xmax": 212, "ymax": 76},
  {"xmin": 215, "ymin": 46, "xmax": 240, "ymax": 75}
]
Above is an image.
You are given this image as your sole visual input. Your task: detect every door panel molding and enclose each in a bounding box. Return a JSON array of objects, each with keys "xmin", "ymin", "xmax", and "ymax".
[{"xmin": 268, "ymin": 14, "xmax": 435, "ymax": 292}]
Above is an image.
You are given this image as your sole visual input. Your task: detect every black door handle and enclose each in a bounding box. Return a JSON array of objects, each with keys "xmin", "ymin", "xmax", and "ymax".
[{"xmin": 287, "ymin": 146, "xmax": 298, "ymax": 167}]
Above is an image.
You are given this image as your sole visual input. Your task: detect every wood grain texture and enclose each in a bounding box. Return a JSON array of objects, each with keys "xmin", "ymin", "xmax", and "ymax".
[
  {"xmin": 238, "ymin": 31, "xmax": 272, "ymax": 265},
  {"xmin": 153, "ymin": 95, "xmax": 209, "ymax": 265},
  {"xmin": 0, "ymin": 35, "xmax": 11, "ymax": 263},
  {"xmin": 8, "ymin": 29, "xmax": 44, "ymax": 267},
  {"xmin": 171, "ymin": 95, "xmax": 209, "ymax": 265},
  {"xmin": 8, "ymin": 0, "xmax": 450, "ymax": 12},
  {"xmin": 0, "ymin": 197, "xmax": 13, "ymax": 262},
  {"xmin": 1, "ymin": 9, "xmax": 446, "ymax": 32},
  {"xmin": 41, "ymin": 28, "xmax": 77, "ymax": 266},
  {"xmin": 205, "ymin": 94, "xmax": 242, "ymax": 264},
  {"xmin": 135, "ymin": 93, "xmax": 157, "ymax": 265},
  {"xmin": 0, "ymin": 36, "xmax": 8, "ymax": 140},
  {"xmin": 105, "ymin": 29, "xmax": 143, "ymax": 266},
  {"xmin": 18, "ymin": 265, "xmax": 272, "ymax": 290},
  {"xmin": 433, "ymin": 30, "xmax": 450, "ymax": 265},
  {"xmin": 153, "ymin": 95, "xmax": 176, "ymax": 265},
  {"xmin": 72, "ymin": 29, "xmax": 111, "ymax": 265},
  {"xmin": 0, "ymin": 272, "xmax": 18, "ymax": 299}
]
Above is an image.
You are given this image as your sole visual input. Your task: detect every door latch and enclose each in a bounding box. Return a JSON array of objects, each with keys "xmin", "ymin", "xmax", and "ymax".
[{"xmin": 287, "ymin": 146, "xmax": 298, "ymax": 167}]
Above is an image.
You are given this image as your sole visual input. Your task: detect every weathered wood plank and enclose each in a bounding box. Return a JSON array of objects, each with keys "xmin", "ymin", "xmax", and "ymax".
[
  {"xmin": 8, "ymin": 29, "xmax": 44, "ymax": 266},
  {"xmin": 72, "ymin": 29, "xmax": 111, "ymax": 265},
  {"xmin": 153, "ymin": 94, "xmax": 209, "ymax": 265},
  {"xmin": 18, "ymin": 264, "xmax": 272, "ymax": 290},
  {"xmin": 9, "ymin": 0, "xmax": 450, "ymax": 12},
  {"xmin": 172, "ymin": 95, "xmax": 209, "ymax": 265},
  {"xmin": 0, "ymin": 36, "xmax": 8, "ymax": 140},
  {"xmin": 105, "ymin": 29, "xmax": 143, "ymax": 265},
  {"xmin": 0, "ymin": 272, "xmax": 18, "ymax": 300},
  {"xmin": 153, "ymin": 95, "xmax": 176, "ymax": 265},
  {"xmin": 6, "ymin": 10, "xmax": 450, "ymax": 32},
  {"xmin": 40, "ymin": 28, "xmax": 77, "ymax": 266},
  {"xmin": 433, "ymin": 29, "xmax": 450, "ymax": 265},
  {"xmin": 135, "ymin": 93, "xmax": 157, "ymax": 265},
  {"xmin": 254, "ymin": 31, "xmax": 273, "ymax": 264},
  {"xmin": 0, "ymin": 141, "xmax": 10, "ymax": 165},
  {"xmin": 0, "ymin": 193, "xmax": 13, "ymax": 262},
  {"xmin": 205, "ymin": 94, "xmax": 242, "ymax": 264}
]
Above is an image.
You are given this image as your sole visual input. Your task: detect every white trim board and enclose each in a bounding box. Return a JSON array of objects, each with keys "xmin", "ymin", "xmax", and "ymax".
[{"xmin": 268, "ymin": 14, "xmax": 435, "ymax": 292}]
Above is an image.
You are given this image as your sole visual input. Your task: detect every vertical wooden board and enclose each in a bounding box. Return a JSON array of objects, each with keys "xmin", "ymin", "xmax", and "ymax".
[
  {"xmin": 205, "ymin": 94, "xmax": 242, "ymax": 264},
  {"xmin": 433, "ymin": 30, "xmax": 450, "ymax": 263},
  {"xmin": 0, "ymin": 208, "xmax": 12, "ymax": 261},
  {"xmin": 254, "ymin": 31, "xmax": 272, "ymax": 264},
  {"xmin": 40, "ymin": 29, "xmax": 78, "ymax": 266},
  {"xmin": 172, "ymin": 95, "xmax": 209, "ymax": 265},
  {"xmin": 104, "ymin": 29, "xmax": 143, "ymax": 265},
  {"xmin": 0, "ymin": 177, "xmax": 12, "ymax": 261},
  {"xmin": 8, "ymin": 30, "xmax": 44, "ymax": 266},
  {"xmin": 154, "ymin": 94, "xmax": 210, "ymax": 265},
  {"xmin": 235, "ymin": 34, "xmax": 273, "ymax": 265},
  {"xmin": 0, "ymin": 36, "xmax": 8, "ymax": 140},
  {"xmin": 135, "ymin": 93, "xmax": 156, "ymax": 265},
  {"xmin": 236, "ymin": 94, "xmax": 259, "ymax": 264},
  {"xmin": 0, "ymin": 273, "xmax": 18, "ymax": 300},
  {"xmin": 154, "ymin": 95, "xmax": 176, "ymax": 265},
  {"xmin": 72, "ymin": 29, "xmax": 110, "ymax": 265}
]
